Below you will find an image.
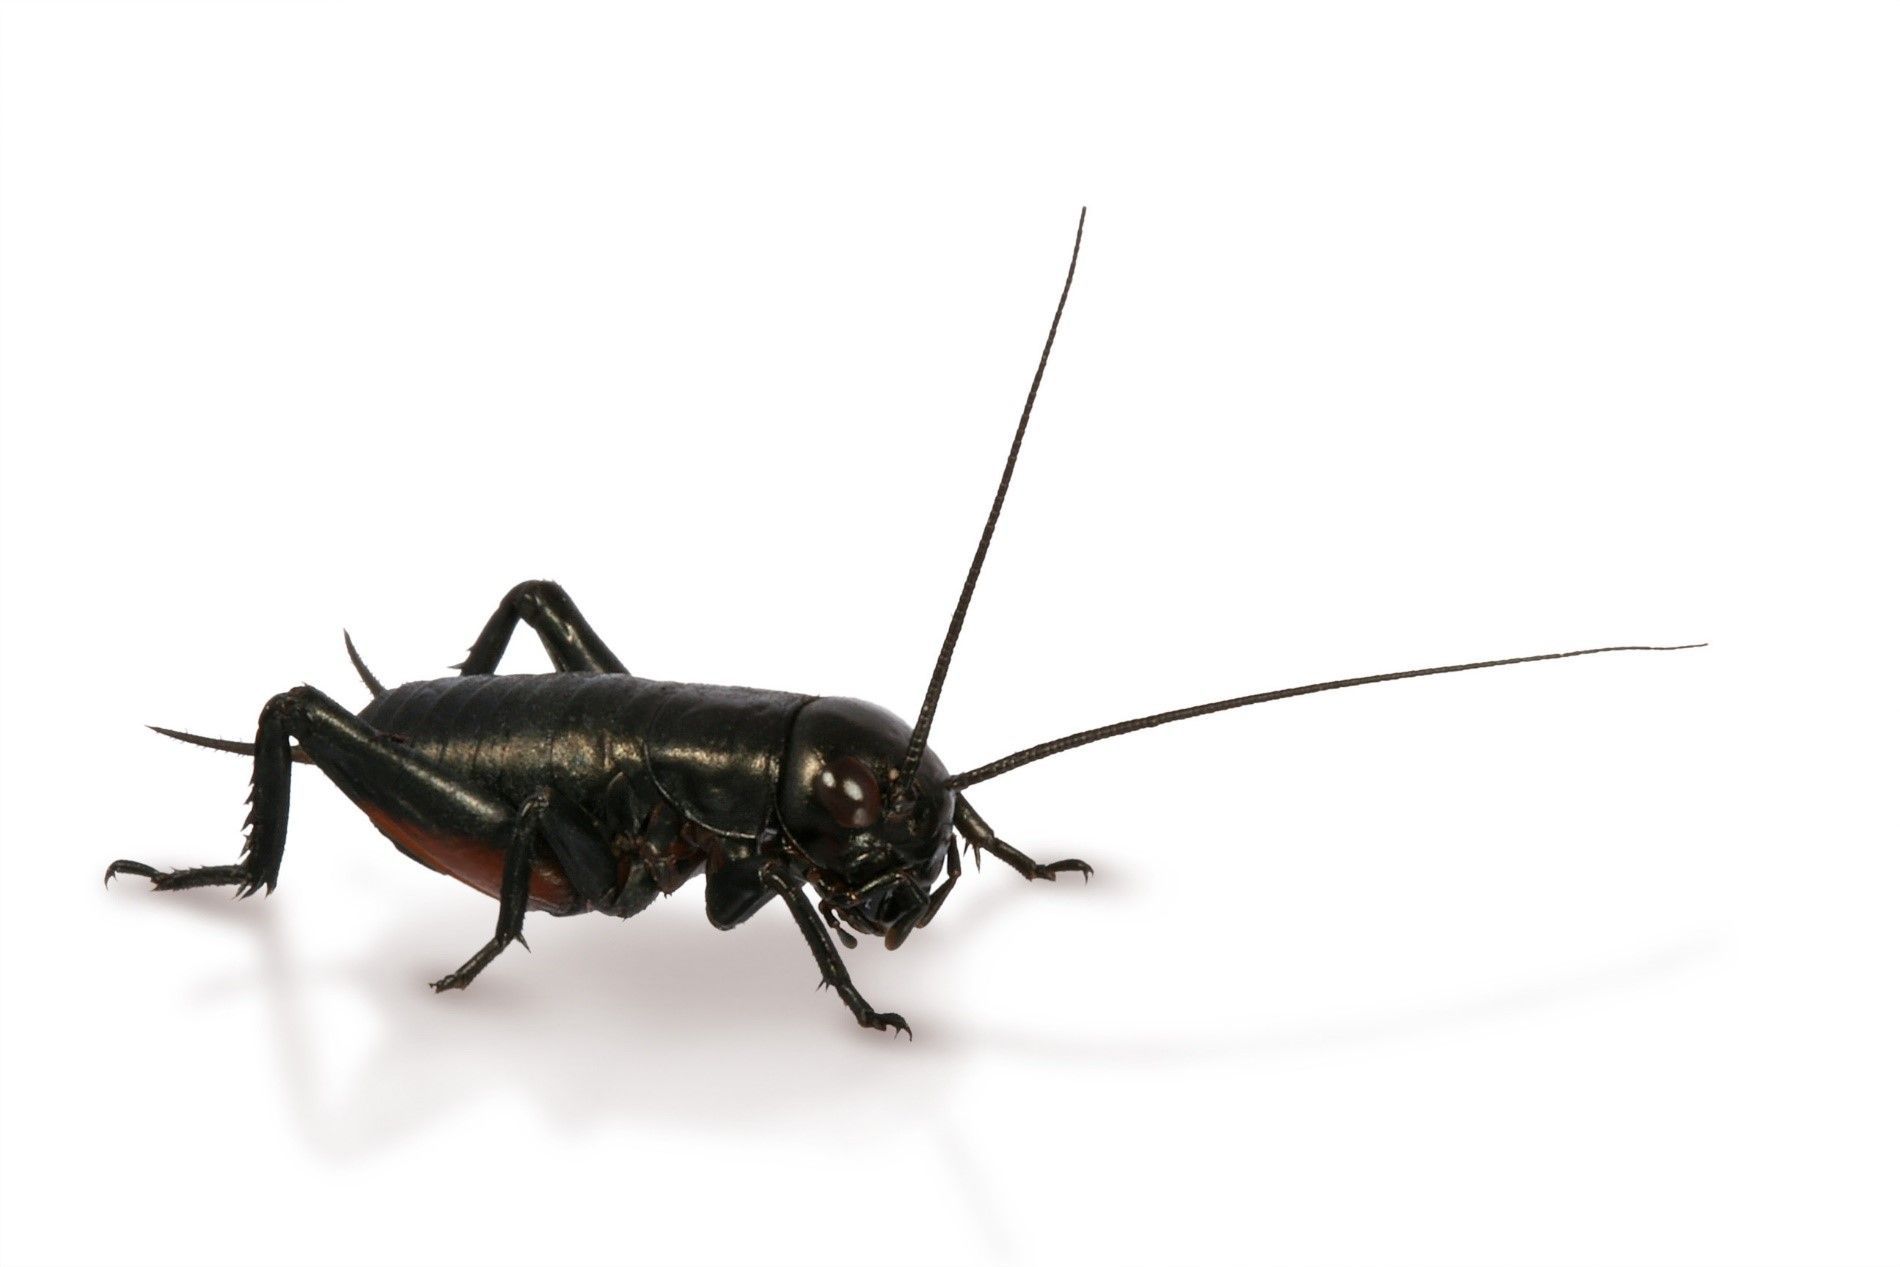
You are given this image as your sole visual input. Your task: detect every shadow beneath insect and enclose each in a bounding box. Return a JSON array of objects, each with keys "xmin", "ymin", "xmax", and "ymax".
[
  {"xmin": 167, "ymin": 886, "xmax": 1014, "ymax": 1158},
  {"xmin": 161, "ymin": 866, "xmax": 1711, "ymax": 1162},
  {"xmin": 149, "ymin": 858, "xmax": 1059, "ymax": 1159}
]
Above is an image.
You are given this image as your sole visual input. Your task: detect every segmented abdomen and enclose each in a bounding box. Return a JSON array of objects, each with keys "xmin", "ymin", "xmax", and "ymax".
[
  {"xmin": 358, "ymin": 674, "xmax": 661, "ymax": 810},
  {"xmin": 356, "ymin": 673, "xmax": 814, "ymax": 840}
]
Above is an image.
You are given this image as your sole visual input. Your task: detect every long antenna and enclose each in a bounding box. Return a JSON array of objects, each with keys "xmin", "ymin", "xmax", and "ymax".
[
  {"xmin": 897, "ymin": 207, "xmax": 1088, "ymax": 786},
  {"xmin": 944, "ymin": 643, "xmax": 1706, "ymax": 789}
]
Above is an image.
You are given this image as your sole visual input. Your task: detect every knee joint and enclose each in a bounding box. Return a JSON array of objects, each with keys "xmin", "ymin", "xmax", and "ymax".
[
  {"xmin": 261, "ymin": 684, "xmax": 319, "ymax": 724},
  {"xmin": 508, "ymin": 580, "xmax": 568, "ymax": 617}
]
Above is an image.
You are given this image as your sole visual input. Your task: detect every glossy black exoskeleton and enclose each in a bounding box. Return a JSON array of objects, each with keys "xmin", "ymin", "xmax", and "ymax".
[{"xmin": 107, "ymin": 210, "xmax": 1700, "ymax": 1037}]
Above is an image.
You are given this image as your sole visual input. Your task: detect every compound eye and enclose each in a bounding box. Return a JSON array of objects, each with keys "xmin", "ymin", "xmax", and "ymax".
[{"xmin": 814, "ymin": 756, "xmax": 882, "ymax": 830}]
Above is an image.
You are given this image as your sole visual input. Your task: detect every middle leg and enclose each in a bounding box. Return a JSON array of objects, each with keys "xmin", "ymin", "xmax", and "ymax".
[{"xmin": 430, "ymin": 790, "xmax": 544, "ymax": 991}]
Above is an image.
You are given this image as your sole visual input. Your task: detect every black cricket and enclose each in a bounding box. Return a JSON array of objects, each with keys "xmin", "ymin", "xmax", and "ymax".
[{"xmin": 107, "ymin": 210, "xmax": 1699, "ymax": 1037}]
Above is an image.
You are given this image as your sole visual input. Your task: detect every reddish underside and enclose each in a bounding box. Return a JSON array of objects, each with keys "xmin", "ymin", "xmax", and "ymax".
[{"xmin": 356, "ymin": 801, "xmax": 576, "ymax": 912}]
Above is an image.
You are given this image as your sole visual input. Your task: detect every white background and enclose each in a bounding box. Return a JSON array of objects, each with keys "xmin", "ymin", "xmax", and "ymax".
[{"xmin": 1, "ymin": 4, "xmax": 1894, "ymax": 1266}]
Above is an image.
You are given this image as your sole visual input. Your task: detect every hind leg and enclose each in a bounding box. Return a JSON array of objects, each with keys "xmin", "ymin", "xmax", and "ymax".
[
  {"xmin": 103, "ymin": 860, "xmax": 250, "ymax": 891},
  {"xmin": 455, "ymin": 580, "xmax": 628, "ymax": 675},
  {"xmin": 108, "ymin": 685, "xmax": 518, "ymax": 898},
  {"xmin": 109, "ymin": 685, "xmax": 312, "ymax": 897},
  {"xmin": 111, "ymin": 686, "xmax": 622, "ymax": 990}
]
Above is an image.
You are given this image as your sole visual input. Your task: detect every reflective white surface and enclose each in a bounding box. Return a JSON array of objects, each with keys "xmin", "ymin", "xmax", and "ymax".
[{"xmin": 2, "ymin": 5, "xmax": 1892, "ymax": 1264}]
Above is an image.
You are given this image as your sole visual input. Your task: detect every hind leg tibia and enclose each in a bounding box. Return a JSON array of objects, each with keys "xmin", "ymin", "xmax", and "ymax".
[
  {"xmin": 107, "ymin": 685, "xmax": 315, "ymax": 897},
  {"xmin": 112, "ymin": 684, "xmax": 517, "ymax": 899}
]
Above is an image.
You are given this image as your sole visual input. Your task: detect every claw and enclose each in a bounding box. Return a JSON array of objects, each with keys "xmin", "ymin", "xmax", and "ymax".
[
  {"xmin": 103, "ymin": 859, "xmax": 158, "ymax": 887},
  {"xmin": 1032, "ymin": 858, "xmax": 1093, "ymax": 882},
  {"xmin": 861, "ymin": 1010, "xmax": 912, "ymax": 1040}
]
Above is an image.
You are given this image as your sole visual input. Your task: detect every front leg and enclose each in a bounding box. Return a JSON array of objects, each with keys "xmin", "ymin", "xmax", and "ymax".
[
  {"xmin": 954, "ymin": 797, "xmax": 1092, "ymax": 882},
  {"xmin": 762, "ymin": 866, "xmax": 911, "ymax": 1038},
  {"xmin": 456, "ymin": 580, "xmax": 629, "ymax": 675}
]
